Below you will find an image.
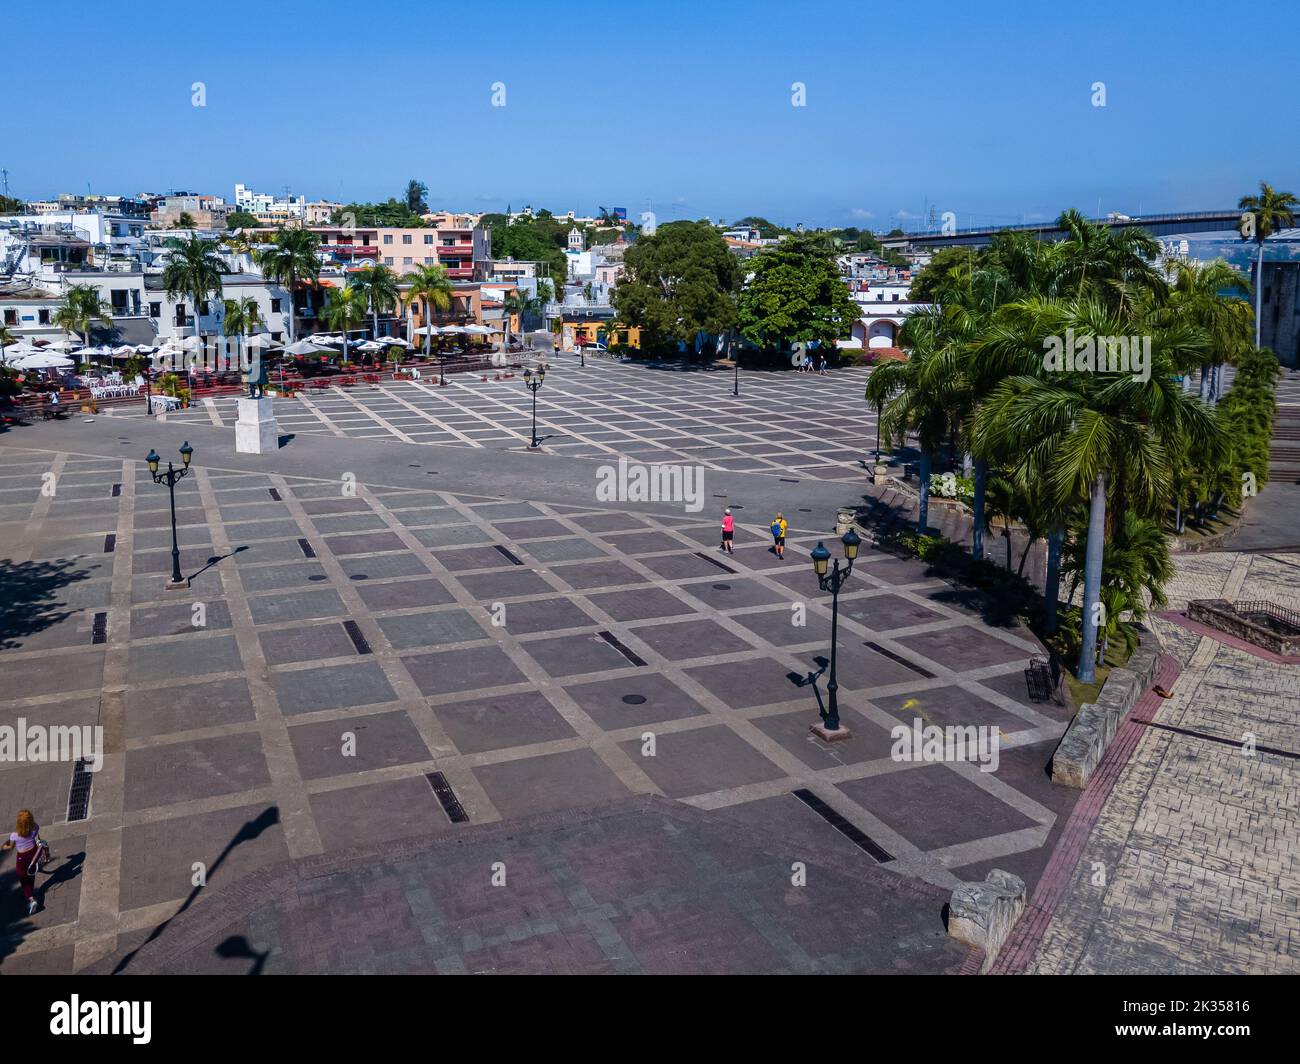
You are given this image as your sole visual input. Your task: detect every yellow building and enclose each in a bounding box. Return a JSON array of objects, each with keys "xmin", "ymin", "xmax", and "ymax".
[{"xmin": 560, "ymin": 317, "xmax": 641, "ymax": 350}]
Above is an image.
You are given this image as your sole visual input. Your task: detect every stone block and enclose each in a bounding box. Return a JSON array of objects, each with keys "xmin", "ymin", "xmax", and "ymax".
[
  {"xmin": 235, "ymin": 397, "xmax": 280, "ymax": 455},
  {"xmin": 948, "ymin": 868, "xmax": 1027, "ymax": 972}
]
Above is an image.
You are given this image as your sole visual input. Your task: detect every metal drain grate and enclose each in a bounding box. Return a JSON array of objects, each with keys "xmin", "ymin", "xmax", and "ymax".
[
  {"xmin": 67, "ymin": 759, "xmax": 94, "ymax": 822},
  {"xmin": 268, "ymin": 487, "xmax": 282, "ymax": 501},
  {"xmin": 598, "ymin": 631, "xmax": 647, "ymax": 667},
  {"xmin": 342, "ymin": 620, "xmax": 372, "ymax": 654},
  {"xmin": 426, "ymin": 771, "xmax": 469, "ymax": 823},
  {"xmin": 493, "ymin": 544, "xmax": 524, "ymax": 566},
  {"xmin": 297, "ymin": 538, "xmax": 316, "ymax": 558},
  {"xmin": 103, "ymin": 533, "xmax": 116, "ymax": 554},
  {"xmin": 792, "ymin": 789, "xmax": 893, "ymax": 862},
  {"xmin": 1132, "ymin": 719, "xmax": 1300, "ymax": 760},
  {"xmin": 864, "ymin": 641, "xmax": 935, "ymax": 678},
  {"xmin": 694, "ymin": 551, "xmax": 737, "ymax": 573},
  {"xmin": 90, "ymin": 612, "xmax": 108, "ymax": 645}
]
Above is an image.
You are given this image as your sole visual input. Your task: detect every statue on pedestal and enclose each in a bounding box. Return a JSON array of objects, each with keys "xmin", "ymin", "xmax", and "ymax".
[{"xmin": 243, "ymin": 357, "xmax": 268, "ymax": 399}]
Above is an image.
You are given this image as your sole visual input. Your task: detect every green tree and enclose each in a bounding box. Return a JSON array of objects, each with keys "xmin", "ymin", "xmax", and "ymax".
[
  {"xmin": 171, "ymin": 211, "xmax": 197, "ymax": 229},
  {"xmin": 402, "ymin": 264, "xmax": 453, "ymax": 359},
  {"xmin": 487, "ymin": 217, "xmax": 569, "ymax": 289},
  {"xmin": 161, "ymin": 235, "xmax": 225, "ymax": 343},
  {"xmin": 52, "ymin": 284, "xmax": 112, "ymax": 348},
  {"xmin": 320, "ymin": 286, "xmax": 367, "ymax": 364},
  {"xmin": 348, "ymin": 264, "xmax": 400, "ymax": 339},
  {"xmin": 737, "ymin": 234, "xmax": 860, "ymax": 352},
  {"xmin": 226, "ymin": 210, "xmax": 260, "ymax": 230},
  {"xmin": 612, "ymin": 220, "xmax": 739, "ymax": 351},
  {"xmin": 0, "ymin": 195, "xmax": 23, "ymax": 214},
  {"xmin": 332, "ymin": 200, "xmax": 426, "ymax": 228},
  {"xmin": 222, "ymin": 296, "xmax": 262, "ymax": 374},
  {"xmin": 406, "ymin": 180, "xmax": 429, "ymax": 215},
  {"xmin": 1237, "ymin": 180, "xmax": 1298, "ymax": 348},
  {"xmin": 255, "ymin": 227, "xmax": 321, "ymax": 341}
]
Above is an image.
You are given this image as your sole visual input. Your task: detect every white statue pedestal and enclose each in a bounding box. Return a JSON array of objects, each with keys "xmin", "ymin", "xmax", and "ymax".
[{"xmin": 235, "ymin": 397, "xmax": 280, "ymax": 454}]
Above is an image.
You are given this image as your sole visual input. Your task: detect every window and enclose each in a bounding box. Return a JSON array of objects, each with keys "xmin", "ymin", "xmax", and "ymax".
[
  {"xmin": 891, "ymin": 293, "xmax": 899, "ymax": 302},
  {"xmin": 383, "ymin": 235, "xmax": 393, "ymax": 245},
  {"xmin": 402, "ymin": 234, "xmax": 412, "ymax": 245},
  {"xmin": 403, "ymin": 257, "xmax": 413, "ymax": 265},
  {"xmin": 200, "ymin": 301, "xmax": 210, "ymax": 315},
  {"xmin": 3, "ymin": 309, "xmax": 15, "ymax": 325},
  {"xmin": 425, "ymin": 256, "xmax": 434, "ymax": 264},
  {"xmin": 384, "ymin": 256, "xmax": 394, "ymax": 266},
  {"xmin": 271, "ymin": 298, "xmax": 282, "ymax": 312},
  {"xmin": 149, "ymin": 302, "xmax": 161, "ymax": 317},
  {"xmin": 39, "ymin": 309, "xmax": 51, "ymax": 324},
  {"xmin": 423, "ymin": 234, "xmax": 433, "ymax": 244},
  {"xmin": 272, "ymin": 332, "xmax": 283, "ymax": 342}
]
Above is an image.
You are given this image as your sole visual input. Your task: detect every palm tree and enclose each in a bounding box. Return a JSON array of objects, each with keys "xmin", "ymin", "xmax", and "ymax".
[
  {"xmin": 972, "ymin": 299, "xmax": 1219, "ymax": 682},
  {"xmin": 320, "ymin": 286, "xmax": 367, "ymax": 365},
  {"xmin": 161, "ymin": 235, "xmax": 225, "ymax": 349},
  {"xmin": 1237, "ymin": 181, "xmax": 1298, "ymax": 348},
  {"xmin": 223, "ymin": 296, "xmax": 262, "ymax": 374},
  {"xmin": 866, "ymin": 307, "xmax": 959, "ymax": 535},
  {"xmin": 348, "ymin": 265, "xmax": 400, "ymax": 339},
  {"xmin": 1147, "ymin": 258, "xmax": 1252, "ymax": 405},
  {"xmin": 170, "ymin": 211, "xmax": 197, "ymax": 230},
  {"xmin": 255, "ymin": 227, "xmax": 321, "ymax": 341},
  {"xmin": 502, "ymin": 288, "xmax": 541, "ymax": 347},
  {"xmin": 402, "ymin": 264, "xmax": 453, "ymax": 360},
  {"xmin": 53, "ymin": 283, "xmax": 112, "ymax": 349}
]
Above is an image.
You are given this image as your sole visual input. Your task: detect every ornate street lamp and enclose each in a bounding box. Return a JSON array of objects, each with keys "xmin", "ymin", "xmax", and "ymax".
[
  {"xmin": 809, "ymin": 527, "xmax": 861, "ymax": 740},
  {"xmin": 147, "ymin": 441, "xmax": 194, "ymax": 589},
  {"xmin": 523, "ymin": 365, "xmax": 545, "ymax": 449}
]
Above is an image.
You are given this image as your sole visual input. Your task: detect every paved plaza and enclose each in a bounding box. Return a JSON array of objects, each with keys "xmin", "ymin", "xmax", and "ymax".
[
  {"xmin": 144, "ymin": 358, "xmax": 882, "ymax": 483},
  {"xmin": 0, "ymin": 417, "xmax": 1072, "ymax": 974}
]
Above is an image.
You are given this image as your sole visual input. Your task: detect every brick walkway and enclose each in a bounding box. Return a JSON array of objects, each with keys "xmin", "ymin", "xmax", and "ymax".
[{"xmin": 0, "ymin": 436, "xmax": 1070, "ymax": 974}]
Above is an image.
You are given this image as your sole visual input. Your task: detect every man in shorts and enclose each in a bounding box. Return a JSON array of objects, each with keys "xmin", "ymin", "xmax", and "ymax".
[{"xmin": 770, "ymin": 512, "xmax": 788, "ymax": 558}]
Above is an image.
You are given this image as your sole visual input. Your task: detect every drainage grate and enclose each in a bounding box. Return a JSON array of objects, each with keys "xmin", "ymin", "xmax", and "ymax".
[
  {"xmin": 864, "ymin": 641, "xmax": 935, "ymax": 678},
  {"xmin": 622, "ymin": 694, "xmax": 647, "ymax": 705},
  {"xmin": 426, "ymin": 771, "xmax": 469, "ymax": 823},
  {"xmin": 90, "ymin": 612, "xmax": 108, "ymax": 645},
  {"xmin": 268, "ymin": 487, "xmax": 282, "ymax": 501},
  {"xmin": 493, "ymin": 544, "xmax": 524, "ymax": 566},
  {"xmin": 342, "ymin": 620, "xmax": 372, "ymax": 655},
  {"xmin": 694, "ymin": 551, "xmax": 737, "ymax": 574},
  {"xmin": 598, "ymin": 631, "xmax": 647, "ymax": 667},
  {"xmin": 792, "ymin": 789, "xmax": 893, "ymax": 862},
  {"xmin": 67, "ymin": 759, "xmax": 94, "ymax": 822},
  {"xmin": 297, "ymin": 538, "xmax": 316, "ymax": 558},
  {"xmin": 110, "ymin": 483, "xmax": 121, "ymax": 497},
  {"xmin": 103, "ymin": 533, "xmax": 116, "ymax": 554}
]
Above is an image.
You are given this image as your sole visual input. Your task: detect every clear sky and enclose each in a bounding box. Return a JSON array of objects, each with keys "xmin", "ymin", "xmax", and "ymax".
[{"xmin": 6, "ymin": 0, "xmax": 1295, "ymax": 230}]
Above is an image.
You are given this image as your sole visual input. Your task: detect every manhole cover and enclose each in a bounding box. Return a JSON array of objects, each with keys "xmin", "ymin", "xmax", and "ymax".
[
  {"xmin": 712, "ymin": 583, "xmax": 731, "ymax": 590},
  {"xmin": 621, "ymin": 694, "xmax": 647, "ymax": 705},
  {"xmin": 308, "ymin": 575, "xmax": 327, "ymax": 582},
  {"xmin": 349, "ymin": 574, "xmax": 368, "ymax": 580}
]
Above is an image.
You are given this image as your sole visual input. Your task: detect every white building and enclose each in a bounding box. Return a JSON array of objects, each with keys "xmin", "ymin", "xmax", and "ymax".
[{"xmin": 838, "ymin": 280, "xmax": 929, "ymax": 351}]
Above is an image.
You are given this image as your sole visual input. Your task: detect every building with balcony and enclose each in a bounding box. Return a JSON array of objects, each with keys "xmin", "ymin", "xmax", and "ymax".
[{"xmin": 150, "ymin": 195, "xmax": 230, "ymax": 230}]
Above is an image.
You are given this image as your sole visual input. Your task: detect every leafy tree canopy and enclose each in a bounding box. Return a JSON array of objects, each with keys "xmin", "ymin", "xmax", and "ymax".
[
  {"xmin": 226, "ymin": 210, "xmax": 260, "ymax": 230},
  {"xmin": 737, "ymin": 234, "xmax": 860, "ymax": 350},
  {"xmin": 332, "ymin": 199, "xmax": 427, "ymax": 228}
]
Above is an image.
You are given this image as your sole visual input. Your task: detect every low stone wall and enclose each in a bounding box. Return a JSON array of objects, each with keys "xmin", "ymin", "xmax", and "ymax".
[
  {"xmin": 1050, "ymin": 644, "xmax": 1161, "ymax": 789},
  {"xmin": 947, "ymin": 869, "xmax": 1027, "ymax": 973},
  {"xmin": 1188, "ymin": 599, "xmax": 1300, "ymax": 656}
]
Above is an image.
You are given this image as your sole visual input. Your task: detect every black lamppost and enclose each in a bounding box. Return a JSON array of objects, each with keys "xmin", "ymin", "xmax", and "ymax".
[
  {"xmin": 147, "ymin": 442, "xmax": 194, "ymax": 590},
  {"xmin": 874, "ymin": 400, "xmax": 883, "ymax": 464},
  {"xmin": 523, "ymin": 365, "xmax": 545, "ymax": 448},
  {"xmin": 809, "ymin": 527, "xmax": 861, "ymax": 740}
]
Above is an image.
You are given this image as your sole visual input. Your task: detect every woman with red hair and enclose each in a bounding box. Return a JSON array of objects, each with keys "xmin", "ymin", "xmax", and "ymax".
[{"xmin": 2, "ymin": 810, "xmax": 46, "ymax": 915}]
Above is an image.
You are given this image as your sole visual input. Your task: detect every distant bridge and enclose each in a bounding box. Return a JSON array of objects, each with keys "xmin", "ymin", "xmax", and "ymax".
[{"xmin": 881, "ymin": 210, "xmax": 1245, "ymax": 248}]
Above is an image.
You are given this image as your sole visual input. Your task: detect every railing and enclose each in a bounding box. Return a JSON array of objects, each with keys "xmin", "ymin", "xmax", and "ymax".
[{"xmin": 1230, "ymin": 600, "xmax": 1300, "ymax": 634}]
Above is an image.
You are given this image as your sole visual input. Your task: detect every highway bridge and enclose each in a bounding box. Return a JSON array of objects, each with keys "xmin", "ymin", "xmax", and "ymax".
[{"xmin": 881, "ymin": 210, "xmax": 1245, "ymax": 248}]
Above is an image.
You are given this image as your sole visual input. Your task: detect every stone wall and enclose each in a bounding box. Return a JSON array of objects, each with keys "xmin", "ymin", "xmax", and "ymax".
[
  {"xmin": 1188, "ymin": 599, "xmax": 1300, "ymax": 656},
  {"xmin": 1050, "ymin": 644, "xmax": 1161, "ymax": 789},
  {"xmin": 947, "ymin": 869, "xmax": 1027, "ymax": 973}
]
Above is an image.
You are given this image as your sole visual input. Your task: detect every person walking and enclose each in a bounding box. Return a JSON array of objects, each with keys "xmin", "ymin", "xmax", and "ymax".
[
  {"xmin": 818, "ymin": 355, "xmax": 828, "ymax": 376},
  {"xmin": 720, "ymin": 507, "xmax": 735, "ymax": 554},
  {"xmin": 2, "ymin": 809, "xmax": 47, "ymax": 915},
  {"xmin": 770, "ymin": 512, "xmax": 788, "ymax": 559}
]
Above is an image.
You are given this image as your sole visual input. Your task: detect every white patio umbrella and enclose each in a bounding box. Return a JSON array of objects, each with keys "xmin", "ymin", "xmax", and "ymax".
[
  {"xmin": 380, "ymin": 336, "xmax": 412, "ymax": 347},
  {"xmin": 44, "ymin": 339, "xmax": 79, "ymax": 352},
  {"xmin": 439, "ymin": 325, "xmax": 467, "ymax": 334},
  {"xmin": 112, "ymin": 345, "xmax": 136, "ymax": 356},
  {"xmin": 16, "ymin": 352, "xmax": 75, "ymax": 370},
  {"xmin": 3, "ymin": 342, "xmax": 42, "ymax": 360},
  {"xmin": 284, "ymin": 338, "xmax": 327, "ymax": 356},
  {"xmin": 463, "ymin": 324, "xmax": 493, "ymax": 335},
  {"xmin": 356, "ymin": 340, "xmax": 385, "ymax": 352},
  {"xmin": 412, "ymin": 325, "xmax": 443, "ymax": 336}
]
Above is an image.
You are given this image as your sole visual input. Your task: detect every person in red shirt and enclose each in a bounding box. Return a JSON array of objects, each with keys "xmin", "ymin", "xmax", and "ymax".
[{"xmin": 720, "ymin": 508, "xmax": 735, "ymax": 554}]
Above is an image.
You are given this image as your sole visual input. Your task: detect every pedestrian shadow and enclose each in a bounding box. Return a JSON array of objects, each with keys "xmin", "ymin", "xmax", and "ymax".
[
  {"xmin": 111, "ymin": 806, "xmax": 280, "ymax": 974},
  {"xmin": 187, "ymin": 545, "xmax": 248, "ymax": 582},
  {"xmin": 215, "ymin": 934, "xmax": 270, "ymax": 976},
  {"xmin": 787, "ymin": 656, "xmax": 830, "ymax": 715}
]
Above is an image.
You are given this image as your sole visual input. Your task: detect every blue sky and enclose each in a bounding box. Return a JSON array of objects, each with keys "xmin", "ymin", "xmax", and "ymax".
[{"xmin": 7, "ymin": 0, "xmax": 1295, "ymax": 229}]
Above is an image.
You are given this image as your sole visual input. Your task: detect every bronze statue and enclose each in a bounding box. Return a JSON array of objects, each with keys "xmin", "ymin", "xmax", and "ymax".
[{"xmin": 243, "ymin": 356, "xmax": 268, "ymax": 399}]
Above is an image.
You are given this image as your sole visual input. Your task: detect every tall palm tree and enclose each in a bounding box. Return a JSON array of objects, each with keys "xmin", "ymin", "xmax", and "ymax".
[
  {"xmin": 53, "ymin": 283, "xmax": 112, "ymax": 349},
  {"xmin": 866, "ymin": 307, "xmax": 959, "ymax": 535},
  {"xmin": 348, "ymin": 265, "xmax": 400, "ymax": 339},
  {"xmin": 1237, "ymin": 181, "xmax": 1298, "ymax": 348},
  {"xmin": 161, "ymin": 235, "xmax": 224, "ymax": 347},
  {"xmin": 502, "ymin": 288, "xmax": 542, "ymax": 347},
  {"xmin": 320, "ymin": 286, "xmax": 367, "ymax": 365},
  {"xmin": 972, "ymin": 299, "xmax": 1219, "ymax": 681},
  {"xmin": 255, "ymin": 227, "xmax": 321, "ymax": 341},
  {"xmin": 401, "ymin": 264, "xmax": 453, "ymax": 360},
  {"xmin": 222, "ymin": 296, "xmax": 262, "ymax": 374}
]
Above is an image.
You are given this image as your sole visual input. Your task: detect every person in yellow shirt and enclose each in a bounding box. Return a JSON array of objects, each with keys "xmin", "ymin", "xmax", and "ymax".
[{"xmin": 769, "ymin": 512, "xmax": 788, "ymax": 559}]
